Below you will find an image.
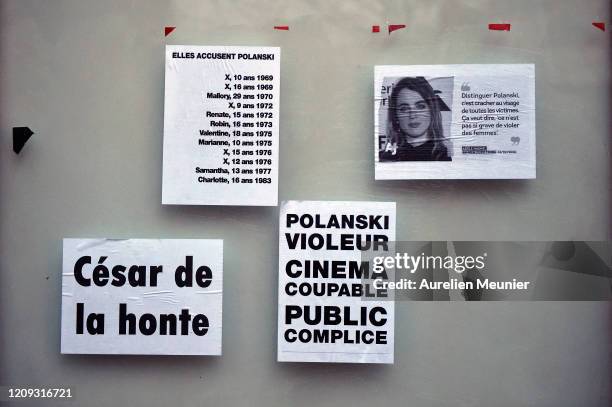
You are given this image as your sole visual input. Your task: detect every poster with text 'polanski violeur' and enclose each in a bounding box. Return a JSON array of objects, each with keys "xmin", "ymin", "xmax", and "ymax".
[
  {"xmin": 278, "ymin": 201, "xmax": 396, "ymax": 363},
  {"xmin": 163, "ymin": 45, "xmax": 280, "ymax": 206},
  {"xmin": 375, "ymin": 64, "xmax": 535, "ymax": 179},
  {"xmin": 61, "ymin": 239, "xmax": 222, "ymax": 355}
]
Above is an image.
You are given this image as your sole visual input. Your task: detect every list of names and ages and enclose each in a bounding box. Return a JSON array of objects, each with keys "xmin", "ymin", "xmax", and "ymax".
[{"xmin": 163, "ymin": 45, "xmax": 280, "ymax": 205}]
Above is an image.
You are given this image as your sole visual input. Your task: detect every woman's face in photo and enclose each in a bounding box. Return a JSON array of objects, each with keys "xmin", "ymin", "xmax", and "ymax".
[{"xmin": 395, "ymin": 88, "xmax": 431, "ymax": 138}]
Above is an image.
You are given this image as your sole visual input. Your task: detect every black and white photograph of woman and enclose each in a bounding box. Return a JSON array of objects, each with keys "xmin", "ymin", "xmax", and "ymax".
[{"xmin": 379, "ymin": 76, "xmax": 453, "ymax": 162}]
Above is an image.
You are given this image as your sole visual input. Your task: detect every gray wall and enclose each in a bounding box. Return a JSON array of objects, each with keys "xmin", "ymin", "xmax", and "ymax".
[{"xmin": 0, "ymin": 1, "xmax": 609, "ymax": 406}]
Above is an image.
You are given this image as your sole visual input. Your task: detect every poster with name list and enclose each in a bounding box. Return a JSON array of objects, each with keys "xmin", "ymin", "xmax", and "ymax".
[{"xmin": 163, "ymin": 45, "xmax": 280, "ymax": 205}]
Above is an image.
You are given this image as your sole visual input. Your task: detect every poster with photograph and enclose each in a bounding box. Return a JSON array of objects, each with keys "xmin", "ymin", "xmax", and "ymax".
[
  {"xmin": 375, "ymin": 64, "xmax": 535, "ymax": 179},
  {"xmin": 163, "ymin": 45, "xmax": 280, "ymax": 205},
  {"xmin": 61, "ymin": 239, "xmax": 223, "ymax": 355},
  {"xmin": 277, "ymin": 201, "xmax": 396, "ymax": 363}
]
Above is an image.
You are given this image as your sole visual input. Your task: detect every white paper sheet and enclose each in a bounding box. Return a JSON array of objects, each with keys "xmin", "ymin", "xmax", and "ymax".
[
  {"xmin": 277, "ymin": 201, "xmax": 396, "ymax": 363},
  {"xmin": 61, "ymin": 239, "xmax": 223, "ymax": 355},
  {"xmin": 162, "ymin": 45, "xmax": 280, "ymax": 205},
  {"xmin": 375, "ymin": 64, "xmax": 535, "ymax": 179}
]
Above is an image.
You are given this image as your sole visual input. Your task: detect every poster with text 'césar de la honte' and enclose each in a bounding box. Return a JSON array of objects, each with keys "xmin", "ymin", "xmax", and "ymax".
[
  {"xmin": 163, "ymin": 45, "xmax": 280, "ymax": 206},
  {"xmin": 61, "ymin": 239, "xmax": 223, "ymax": 355},
  {"xmin": 278, "ymin": 201, "xmax": 396, "ymax": 364},
  {"xmin": 375, "ymin": 64, "xmax": 535, "ymax": 180}
]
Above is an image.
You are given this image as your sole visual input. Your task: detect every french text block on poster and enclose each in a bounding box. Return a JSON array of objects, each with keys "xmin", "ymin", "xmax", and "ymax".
[
  {"xmin": 277, "ymin": 201, "xmax": 396, "ymax": 363},
  {"xmin": 61, "ymin": 239, "xmax": 222, "ymax": 355},
  {"xmin": 163, "ymin": 45, "xmax": 280, "ymax": 205},
  {"xmin": 375, "ymin": 64, "xmax": 535, "ymax": 179}
]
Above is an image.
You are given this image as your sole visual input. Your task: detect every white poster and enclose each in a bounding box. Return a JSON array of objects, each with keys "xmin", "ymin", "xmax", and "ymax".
[
  {"xmin": 163, "ymin": 45, "xmax": 280, "ymax": 205},
  {"xmin": 375, "ymin": 64, "xmax": 535, "ymax": 179},
  {"xmin": 61, "ymin": 239, "xmax": 223, "ymax": 355},
  {"xmin": 277, "ymin": 201, "xmax": 396, "ymax": 363}
]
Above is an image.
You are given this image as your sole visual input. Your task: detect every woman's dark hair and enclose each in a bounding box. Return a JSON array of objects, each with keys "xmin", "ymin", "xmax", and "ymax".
[{"xmin": 386, "ymin": 76, "xmax": 449, "ymax": 160}]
